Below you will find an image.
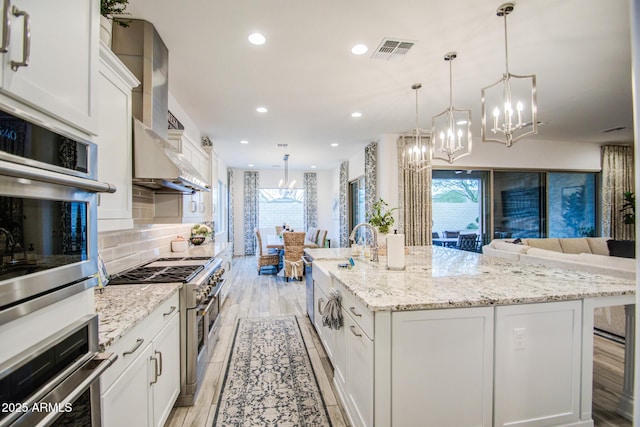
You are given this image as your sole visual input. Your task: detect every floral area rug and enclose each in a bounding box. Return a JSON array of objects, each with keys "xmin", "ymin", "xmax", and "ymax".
[{"xmin": 213, "ymin": 316, "xmax": 332, "ymax": 426}]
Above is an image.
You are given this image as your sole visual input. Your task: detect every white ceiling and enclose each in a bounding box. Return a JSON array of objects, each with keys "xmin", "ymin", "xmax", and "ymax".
[{"xmin": 125, "ymin": 0, "xmax": 633, "ymax": 171}]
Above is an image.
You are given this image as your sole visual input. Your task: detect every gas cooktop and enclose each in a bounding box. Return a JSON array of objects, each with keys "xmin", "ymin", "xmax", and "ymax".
[{"xmin": 108, "ymin": 257, "xmax": 215, "ymax": 285}]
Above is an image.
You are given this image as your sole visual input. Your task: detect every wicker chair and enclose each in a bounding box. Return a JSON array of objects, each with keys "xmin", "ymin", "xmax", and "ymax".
[
  {"xmin": 255, "ymin": 228, "xmax": 279, "ymax": 274},
  {"xmin": 283, "ymin": 231, "xmax": 305, "ymax": 281}
]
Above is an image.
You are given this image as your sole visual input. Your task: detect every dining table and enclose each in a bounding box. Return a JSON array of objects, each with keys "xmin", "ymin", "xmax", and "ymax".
[{"xmin": 266, "ymin": 234, "xmax": 318, "ymax": 249}]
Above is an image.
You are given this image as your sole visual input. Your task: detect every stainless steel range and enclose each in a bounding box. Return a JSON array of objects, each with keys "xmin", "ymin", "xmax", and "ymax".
[{"xmin": 108, "ymin": 255, "xmax": 225, "ymax": 406}]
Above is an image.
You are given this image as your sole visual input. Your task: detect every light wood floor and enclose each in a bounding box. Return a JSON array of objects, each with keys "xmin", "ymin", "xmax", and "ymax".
[{"xmin": 165, "ymin": 256, "xmax": 632, "ymax": 427}]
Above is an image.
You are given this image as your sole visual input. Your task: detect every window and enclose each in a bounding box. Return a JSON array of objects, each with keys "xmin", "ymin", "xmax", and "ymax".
[
  {"xmin": 493, "ymin": 172, "xmax": 545, "ymax": 238},
  {"xmin": 548, "ymin": 172, "xmax": 597, "ymax": 237},
  {"xmin": 258, "ymin": 188, "xmax": 305, "ymax": 232}
]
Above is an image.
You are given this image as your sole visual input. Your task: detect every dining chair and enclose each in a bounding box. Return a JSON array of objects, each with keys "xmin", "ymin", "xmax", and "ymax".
[
  {"xmin": 432, "ymin": 232, "xmax": 440, "ymax": 239},
  {"xmin": 456, "ymin": 233, "xmax": 478, "ymax": 252},
  {"xmin": 255, "ymin": 228, "xmax": 280, "ymax": 274},
  {"xmin": 444, "ymin": 230, "xmax": 460, "ymax": 238},
  {"xmin": 283, "ymin": 231, "xmax": 306, "ymax": 281}
]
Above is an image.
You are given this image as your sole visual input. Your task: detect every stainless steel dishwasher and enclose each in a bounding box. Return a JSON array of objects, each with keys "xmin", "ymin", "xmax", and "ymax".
[{"xmin": 302, "ymin": 254, "xmax": 314, "ymax": 323}]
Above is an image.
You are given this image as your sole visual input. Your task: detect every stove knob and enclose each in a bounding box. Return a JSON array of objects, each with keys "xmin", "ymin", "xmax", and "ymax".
[{"xmin": 196, "ymin": 293, "xmax": 203, "ymax": 305}]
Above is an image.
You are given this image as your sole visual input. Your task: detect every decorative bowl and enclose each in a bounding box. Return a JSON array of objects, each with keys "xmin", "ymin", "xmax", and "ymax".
[{"xmin": 190, "ymin": 236, "xmax": 206, "ymax": 246}]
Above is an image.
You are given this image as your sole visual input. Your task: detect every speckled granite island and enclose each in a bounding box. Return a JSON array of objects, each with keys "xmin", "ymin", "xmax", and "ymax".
[{"xmin": 305, "ymin": 246, "xmax": 635, "ymax": 427}]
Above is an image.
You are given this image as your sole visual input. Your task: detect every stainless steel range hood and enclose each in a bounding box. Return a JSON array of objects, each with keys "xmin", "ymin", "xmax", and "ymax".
[{"xmin": 112, "ymin": 19, "xmax": 209, "ymax": 193}]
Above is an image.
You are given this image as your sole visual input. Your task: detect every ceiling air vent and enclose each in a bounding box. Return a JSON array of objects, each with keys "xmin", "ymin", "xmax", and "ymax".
[
  {"xmin": 276, "ymin": 143, "xmax": 289, "ymax": 148},
  {"xmin": 371, "ymin": 38, "xmax": 415, "ymax": 61}
]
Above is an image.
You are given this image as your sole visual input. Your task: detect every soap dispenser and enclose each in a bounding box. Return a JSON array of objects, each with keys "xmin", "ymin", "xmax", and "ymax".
[{"xmin": 386, "ymin": 229, "xmax": 405, "ymax": 270}]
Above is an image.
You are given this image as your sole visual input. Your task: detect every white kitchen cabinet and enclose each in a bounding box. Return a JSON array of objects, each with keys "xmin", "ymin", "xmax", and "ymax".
[
  {"xmin": 218, "ymin": 245, "xmax": 233, "ymax": 306},
  {"xmin": 391, "ymin": 307, "xmax": 494, "ymax": 427},
  {"xmin": 494, "ymin": 300, "xmax": 582, "ymax": 427},
  {"xmin": 151, "ymin": 313, "xmax": 180, "ymax": 427},
  {"xmin": 101, "ymin": 293, "xmax": 180, "ymax": 427},
  {"xmin": 0, "ymin": 0, "xmax": 99, "ymax": 135},
  {"xmin": 343, "ymin": 311, "xmax": 373, "ymax": 427},
  {"xmin": 96, "ymin": 43, "xmax": 139, "ymax": 232},
  {"xmin": 101, "ymin": 342, "xmax": 153, "ymax": 427}
]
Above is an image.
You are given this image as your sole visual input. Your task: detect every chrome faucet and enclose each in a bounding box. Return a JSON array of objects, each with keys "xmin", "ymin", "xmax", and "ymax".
[
  {"xmin": 0, "ymin": 227, "xmax": 15, "ymax": 251},
  {"xmin": 349, "ymin": 223, "xmax": 379, "ymax": 262}
]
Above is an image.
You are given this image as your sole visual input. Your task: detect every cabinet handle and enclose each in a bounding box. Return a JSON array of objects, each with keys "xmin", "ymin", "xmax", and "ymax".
[
  {"xmin": 349, "ymin": 325, "xmax": 362, "ymax": 337},
  {"xmin": 199, "ymin": 202, "xmax": 205, "ymax": 213},
  {"xmin": 156, "ymin": 350, "xmax": 163, "ymax": 377},
  {"xmin": 122, "ymin": 338, "xmax": 144, "ymax": 356},
  {"xmin": 317, "ymin": 298, "xmax": 324, "ymax": 315},
  {"xmin": 163, "ymin": 306, "xmax": 176, "ymax": 317},
  {"xmin": 150, "ymin": 354, "xmax": 159, "ymax": 385},
  {"xmin": 10, "ymin": 5, "xmax": 29, "ymax": 71},
  {"xmin": 349, "ymin": 306, "xmax": 362, "ymax": 317},
  {"xmin": 0, "ymin": 0, "xmax": 10, "ymax": 53},
  {"xmin": 191, "ymin": 200, "xmax": 197, "ymax": 212}
]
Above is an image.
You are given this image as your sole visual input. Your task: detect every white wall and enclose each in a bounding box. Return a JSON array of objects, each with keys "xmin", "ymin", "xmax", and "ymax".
[{"xmin": 231, "ymin": 168, "xmax": 335, "ymax": 255}]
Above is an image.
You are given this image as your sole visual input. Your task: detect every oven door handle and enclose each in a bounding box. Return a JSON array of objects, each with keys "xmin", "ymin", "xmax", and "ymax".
[
  {"xmin": 9, "ymin": 352, "xmax": 117, "ymax": 427},
  {"xmin": 197, "ymin": 294, "xmax": 218, "ymax": 317},
  {"xmin": 0, "ymin": 159, "xmax": 117, "ymax": 193}
]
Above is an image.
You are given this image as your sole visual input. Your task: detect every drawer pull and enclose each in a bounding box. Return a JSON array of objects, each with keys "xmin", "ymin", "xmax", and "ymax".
[
  {"xmin": 0, "ymin": 0, "xmax": 10, "ymax": 53},
  {"xmin": 163, "ymin": 306, "xmax": 176, "ymax": 317},
  {"xmin": 317, "ymin": 298, "xmax": 325, "ymax": 315},
  {"xmin": 349, "ymin": 306, "xmax": 362, "ymax": 317},
  {"xmin": 123, "ymin": 338, "xmax": 144, "ymax": 356},
  {"xmin": 150, "ymin": 353, "xmax": 159, "ymax": 385},
  {"xmin": 349, "ymin": 325, "xmax": 362, "ymax": 337},
  {"xmin": 157, "ymin": 350, "xmax": 163, "ymax": 376},
  {"xmin": 10, "ymin": 6, "xmax": 29, "ymax": 71}
]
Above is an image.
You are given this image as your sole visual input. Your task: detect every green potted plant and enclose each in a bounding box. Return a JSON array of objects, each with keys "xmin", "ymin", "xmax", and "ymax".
[
  {"xmin": 190, "ymin": 224, "xmax": 212, "ymax": 246},
  {"xmin": 621, "ymin": 191, "xmax": 635, "ymax": 226},
  {"xmin": 100, "ymin": 0, "xmax": 130, "ymax": 45},
  {"xmin": 367, "ymin": 198, "xmax": 397, "ymax": 234}
]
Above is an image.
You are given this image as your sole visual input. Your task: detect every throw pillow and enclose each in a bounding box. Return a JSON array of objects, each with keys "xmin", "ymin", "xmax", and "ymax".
[{"xmin": 607, "ymin": 239, "xmax": 635, "ymax": 259}]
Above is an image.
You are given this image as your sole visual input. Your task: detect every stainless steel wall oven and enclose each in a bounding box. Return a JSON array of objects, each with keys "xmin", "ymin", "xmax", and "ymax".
[
  {"xmin": 0, "ymin": 109, "xmax": 114, "ymax": 324},
  {"xmin": 0, "ymin": 109, "xmax": 115, "ymax": 426},
  {"xmin": 0, "ymin": 315, "xmax": 116, "ymax": 427}
]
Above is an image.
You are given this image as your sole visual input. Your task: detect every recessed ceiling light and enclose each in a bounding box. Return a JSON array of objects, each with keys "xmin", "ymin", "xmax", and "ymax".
[
  {"xmin": 248, "ymin": 33, "xmax": 266, "ymax": 45},
  {"xmin": 331, "ymin": 143, "xmax": 339, "ymax": 147},
  {"xmin": 256, "ymin": 107, "xmax": 268, "ymax": 113},
  {"xmin": 351, "ymin": 44, "xmax": 368, "ymax": 55},
  {"xmin": 248, "ymin": 164, "xmax": 255, "ymax": 167},
  {"xmin": 240, "ymin": 140, "xmax": 249, "ymax": 144},
  {"xmin": 351, "ymin": 112, "xmax": 362, "ymax": 118},
  {"xmin": 311, "ymin": 165, "xmax": 317, "ymax": 169},
  {"xmin": 456, "ymin": 120, "xmax": 468, "ymax": 125}
]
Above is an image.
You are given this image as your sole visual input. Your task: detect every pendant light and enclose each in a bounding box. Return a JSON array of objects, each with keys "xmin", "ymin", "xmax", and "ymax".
[
  {"xmin": 481, "ymin": 2, "xmax": 537, "ymax": 147},
  {"xmin": 431, "ymin": 52, "xmax": 472, "ymax": 163},
  {"xmin": 399, "ymin": 83, "xmax": 430, "ymax": 172}
]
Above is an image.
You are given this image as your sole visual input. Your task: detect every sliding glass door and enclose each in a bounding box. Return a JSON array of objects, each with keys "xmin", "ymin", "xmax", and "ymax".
[{"xmin": 493, "ymin": 172, "xmax": 546, "ymax": 239}]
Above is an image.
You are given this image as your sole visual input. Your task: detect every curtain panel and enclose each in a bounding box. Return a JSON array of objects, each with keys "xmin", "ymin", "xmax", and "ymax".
[
  {"xmin": 601, "ymin": 145, "xmax": 634, "ymax": 240},
  {"xmin": 304, "ymin": 172, "xmax": 318, "ymax": 231},
  {"xmin": 227, "ymin": 168, "xmax": 235, "ymax": 251},
  {"xmin": 397, "ymin": 137, "xmax": 432, "ymax": 246},
  {"xmin": 339, "ymin": 161, "xmax": 349, "ymax": 247},
  {"xmin": 243, "ymin": 171, "xmax": 259, "ymax": 255},
  {"xmin": 364, "ymin": 142, "xmax": 377, "ymax": 216}
]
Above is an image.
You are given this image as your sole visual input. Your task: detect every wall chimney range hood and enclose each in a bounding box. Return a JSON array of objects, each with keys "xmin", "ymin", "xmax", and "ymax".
[{"xmin": 112, "ymin": 19, "xmax": 209, "ymax": 193}]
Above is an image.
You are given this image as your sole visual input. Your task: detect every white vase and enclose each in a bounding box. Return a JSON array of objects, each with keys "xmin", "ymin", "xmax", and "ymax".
[{"xmin": 100, "ymin": 15, "xmax": 113, "ymax": 47}]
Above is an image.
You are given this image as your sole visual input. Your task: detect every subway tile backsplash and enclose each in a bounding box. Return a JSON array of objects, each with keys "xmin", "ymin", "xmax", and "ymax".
[{"xmin": 98, "ymin": 224, "xmax": 195, "ymax": 276}]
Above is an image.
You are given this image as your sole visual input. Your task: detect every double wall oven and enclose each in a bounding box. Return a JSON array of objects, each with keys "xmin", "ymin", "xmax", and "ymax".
[
  {"xmin": 108, "ymin": 255, "xmax": 226, "ymax": 406},
  {"xmin": 0, "ymin": 109, "xmax": 116, "ymax": 426}
]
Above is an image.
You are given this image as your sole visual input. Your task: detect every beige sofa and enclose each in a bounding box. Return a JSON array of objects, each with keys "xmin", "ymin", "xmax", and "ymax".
[
  {"xmin": 483, "ymin": 237, "xmax": 635, "ymax": 338},
  {"xmin": 482, "ymin": 237, "xmax": 635, "ymax": 280}
]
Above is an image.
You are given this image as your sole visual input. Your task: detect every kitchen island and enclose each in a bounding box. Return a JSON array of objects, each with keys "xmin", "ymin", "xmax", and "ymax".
[{"xmin": 305, "ymin": 246, "xmax": 635, "ymax": 427}]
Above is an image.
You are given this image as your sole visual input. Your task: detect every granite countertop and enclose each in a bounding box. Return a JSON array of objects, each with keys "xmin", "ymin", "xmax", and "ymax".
[
  {"xmin": 311, "ymin": 246, "xmax": 636, "ymax": 312},
  {"xmin": 95, "ymin": 283, "xmax": 181, "ymax": 351}
]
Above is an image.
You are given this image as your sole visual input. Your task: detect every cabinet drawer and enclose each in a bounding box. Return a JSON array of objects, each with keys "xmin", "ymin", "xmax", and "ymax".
[
  {"xmin": 341, "ymin": 288, "xmax": 374, "ymax": 340},
  {"xmin": 314, "ymin": 264, "xmax": 333, "ymax": 297},
  {"xmin": 101, "ymin": 292, "xmax": 179, "ymax": 390}
]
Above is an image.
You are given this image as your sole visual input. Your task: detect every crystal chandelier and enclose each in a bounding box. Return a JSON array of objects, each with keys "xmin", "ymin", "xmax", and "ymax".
[
  {"xmin": 400, "ymin": 83, "xmax": 430, "ymax": 172},
  {"xmin": 431, "ymin": 52, "xmax": 472, "ymax": 163},
  {"xmin": 481, "ymin": 2, "xmax": 537, "ymax": 147}
]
